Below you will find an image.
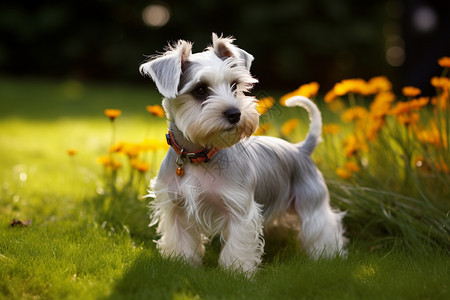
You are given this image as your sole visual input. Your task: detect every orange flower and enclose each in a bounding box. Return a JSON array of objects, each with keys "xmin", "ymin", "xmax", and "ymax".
[
  {"xmin": 336, "ymin": 161, "xmax": 360, "ymax": 179},
  {"xmin": 344, "ymin": 161, "xmax": 360, "ymax": 172},
  {"xmin": 369, "ymin": 92, "xmax": 395, "ymax": 118},
  {"xmin": 431, "ymin": 77, "xmax": 450, "ymax": 90},
  {"xmin": 281, "ymin": 118, "xmax": 300, "ymax": 136},
  {"xmin": 109, "ymin": 141, "xmax": 125, "ymax": 153},
  {"xmin": 97, "ymin": 156, "xmax": 122, "ymax": 170},
  {"xmin": 402, "ymin": 86, "xmax": 421, "ymax": 97},
  {"xmin": 343, "ymin": 133, "xmax": 368, "ymax": 157},
  {"xmin": 396, "ymin": 113, "xmax": 420, "ymax": 125},
  {"xmin": 367, "ymin": 76, "xmax": 392, "ymax": 93},
  {"xmin": 280, "ymin": 82, "xmax": 319, "ymax": 105},
  {"xmin": 104, "ymin": 109, "xmax": 122, "ymax": 121},
  {"xmin": 341, "ymin": 106, "xmax": 368, "ymax": 123},
  {"xmin": 67, "ymin": 149, "xmax": 77, "ymax": 156},
  {"xmin": 333, "ymin": 78, "xmax": 373, "ymax": 96},
  {"xmin": 256, "ymin": 96, "xmax": 275, "ymax": 114},
  {"xmin": 389, "ymin": 97, "xmax": 429, "ymax": 116},
  {"xmin": 409, "ymin": 97, "xmax": 429, "ymax": 109},
  {"xmin": 327, "ymin": 98, "xmax": 346, "ymax": 113},
  {"xmin": 435, "ymin": 160, "xmax": 449, "ymax": 174},
  {"xmin": 343, "ymin": 135, "xmax": 359, "ymax": 157},
  {"xmin": 324, "ymin": 90, "xmax": 337, "ymax": 103},
  {"xmin": 336, "ymin": 167, "xmax": 352, "ymax": 179},
  {"xmin": 415, "ymin": 121, "xmax": 443, "ymax": 148},
  {"xmin": 431, "ymin": 90, "xmax": 449, "ymax": 110},
  {"xmin": 323, "ymin": 124, "xmax": 341, "ymax": 135},
  {"xmin": 131, "ymin": 159, "xmax": 150, "ymax": 173},
  {"xmin": 438, "ymin": 56, "xmax": 450, "ymax": 68},
  {"xmin": 389, "ymin": 102, "xmax": 410, "ymax": 115},
  {"xmin": 365, "ymin": 117, "xmax": 385, "ymax": 141},
  {"xmin": 120, "ymin": 142, "xmax": 141, "ymax": 158},
  {"xmin": 146, "ymin": 105, "xmax": 165, "ymax": 118}
]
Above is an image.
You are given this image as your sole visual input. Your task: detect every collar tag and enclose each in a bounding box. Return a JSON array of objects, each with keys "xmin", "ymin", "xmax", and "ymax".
[{"xmin": 166, "ymin": 131, "xmax": 220, "ymax": 176}]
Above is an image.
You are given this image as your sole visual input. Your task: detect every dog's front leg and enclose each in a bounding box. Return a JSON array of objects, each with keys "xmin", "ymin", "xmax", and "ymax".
[
  {"xmin": 218, "ymin": 199, "xmax": 264, "ymax": 274},
  {"xmin": 155, "ymin": 203, "xmax": 205, "ymax": 267}
]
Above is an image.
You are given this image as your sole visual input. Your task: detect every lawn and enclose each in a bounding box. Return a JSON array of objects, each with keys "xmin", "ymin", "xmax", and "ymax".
[{"xmin": 0, "ymin": 77, "xmax": 449, "ymax": 299}]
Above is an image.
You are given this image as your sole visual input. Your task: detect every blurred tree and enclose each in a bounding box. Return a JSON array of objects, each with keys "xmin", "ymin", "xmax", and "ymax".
[{"xmin": 0, "ymin": 0, "xmax": 448, "ymax": 92}]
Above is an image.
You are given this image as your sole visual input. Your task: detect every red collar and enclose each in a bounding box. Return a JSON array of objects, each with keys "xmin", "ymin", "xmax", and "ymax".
[{"xmin": 166, "ymin": 131, "xmax": 220, "ymax": 164}]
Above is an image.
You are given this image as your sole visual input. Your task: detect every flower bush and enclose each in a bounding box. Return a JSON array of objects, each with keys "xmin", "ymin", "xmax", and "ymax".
[
  {"xmin": 93, "ymin": 105, "xmax": 168, "ymax": 225},
  {"xmin": 256, "ymin": 56, "xmax": 449, "ymax": 250},
  {"xmin": 93, "ymin": 57, "xmax": 449, "ymax": 251}
]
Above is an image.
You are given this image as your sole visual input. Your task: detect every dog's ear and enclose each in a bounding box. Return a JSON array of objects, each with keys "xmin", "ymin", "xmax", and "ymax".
[
  {"xmin": 211, "ymin": 33, "xmax": 254, "ymax": 70},
  {"xmin": 140, "ymin": 40, "xmax": 192, "ymax": 99}
]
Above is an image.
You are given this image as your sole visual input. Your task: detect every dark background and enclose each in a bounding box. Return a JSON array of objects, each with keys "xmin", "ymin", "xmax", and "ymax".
[{"xmin": 0, "ymin": 0, "xmax": 449, "ymax": 94}]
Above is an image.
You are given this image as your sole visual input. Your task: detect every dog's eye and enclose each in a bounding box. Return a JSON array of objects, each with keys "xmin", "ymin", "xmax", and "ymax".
[
  {"xmin": 231, "ymin": 81, "xmax": 239, "ymax": 93},
  {"xmin": 192, "ymin": 85, "xmax": 209, "ymax": 100}
]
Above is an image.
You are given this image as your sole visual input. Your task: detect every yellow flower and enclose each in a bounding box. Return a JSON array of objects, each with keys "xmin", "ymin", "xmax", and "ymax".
[
  {"xmin": 256, "ymin": 97, "xmax": 275, "ymax": 114},
  {"xmin": 254, "ymin": 123, "xmax": 271, "ymax": 135},
  {"xmin": 322, "ymin": 124, "xmax": 341, "ymax": 135},
  {"xmin": 146, "ymin": 105, "xmax": 165, "ymax": 118},
  {"xmin": 109, "ymin": 141, "xmax": 125, "ymax": 153},
  {"xmin": 67, "ymin": 149, "xmax": 77, "ymax": 156},
  {"xmin": 341, "ymin": 106, "xmax": 368, "ymax": 123},
  {"xmin": 280, "ymin": 82, "xmax": 319, "ymax": 105},
  {"xmin": 438, "ymin": 56, "xmax": 450, "ymax": 68},
  {"xmin": 104, "ymin": 109, "xmax": 122, "ymax": 121},
  {"xmin": 402, "ymin": 86, "xmax": 421, "ymax": 97},
  {"xmin": 97, "ymin": 156, "xmax": 122, "ymax": 170},
  {"xmin": 120, "ymin": 142, "xmax": 141, "ymax": 158},
  {"xmin": 131, "ymin": 159, "xmax": 150, "ymax": 173},
  {"xmin": 281, "ymin": 118, "xmax": 300, "ymax": 137}
]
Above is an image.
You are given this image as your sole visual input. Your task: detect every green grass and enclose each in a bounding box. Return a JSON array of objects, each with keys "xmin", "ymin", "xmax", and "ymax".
[{"xmin": 0, "ymin": 77, "xmax": 449, "ymax": 299}]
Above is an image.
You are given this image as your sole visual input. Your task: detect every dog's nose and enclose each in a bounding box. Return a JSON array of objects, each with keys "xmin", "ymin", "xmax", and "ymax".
[{"xmin": 224, "ymin": 108, "xmax": 241, "ymax": 124}]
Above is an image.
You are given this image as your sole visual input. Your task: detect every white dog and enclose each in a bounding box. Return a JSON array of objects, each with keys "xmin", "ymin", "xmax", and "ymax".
[{"xmin": 140, "ymin": 33, "xmax": 346, "ymax": 274}]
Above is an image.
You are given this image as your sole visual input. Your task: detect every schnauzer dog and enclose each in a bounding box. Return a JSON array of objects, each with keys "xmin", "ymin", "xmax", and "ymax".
[{"xmin": 140, "ymin": 33, "xmax": 346, "ymax": 274}]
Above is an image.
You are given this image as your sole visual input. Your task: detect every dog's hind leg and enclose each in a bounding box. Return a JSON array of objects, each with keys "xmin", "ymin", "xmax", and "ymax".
[{"xmin": 294, "ymin": 181, "xmax": 346, "ymax": 259}]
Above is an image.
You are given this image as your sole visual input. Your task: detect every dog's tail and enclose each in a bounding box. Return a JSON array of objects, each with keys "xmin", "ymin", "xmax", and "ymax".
[{"xmin": 284, "ymin": 96, "xmax": 322, "ymax": 156}]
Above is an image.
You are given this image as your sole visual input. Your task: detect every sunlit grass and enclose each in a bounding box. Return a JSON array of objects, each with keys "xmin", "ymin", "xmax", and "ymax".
[{"xmin": 0, "ymin": 76, "xmax": 449, "ymax": 299}]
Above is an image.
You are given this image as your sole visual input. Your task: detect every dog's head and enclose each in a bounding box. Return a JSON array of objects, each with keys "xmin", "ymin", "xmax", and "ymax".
[{"xmin": 140, "ymin": 33, "xmax": 259, "ymax": 148}]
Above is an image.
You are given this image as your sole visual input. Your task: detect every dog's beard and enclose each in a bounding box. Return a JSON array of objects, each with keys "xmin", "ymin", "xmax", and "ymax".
[
  {"xmin": 185, "ymin": 110, "xmax": 259, "ymax": 148},
  {"xmin": 168, "ymin": 95, "xmax": 259, "ymax": 148}
]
